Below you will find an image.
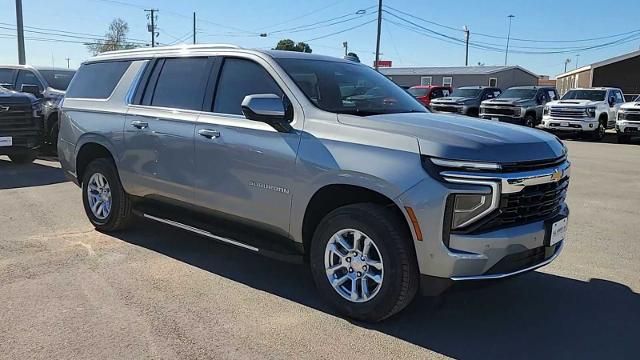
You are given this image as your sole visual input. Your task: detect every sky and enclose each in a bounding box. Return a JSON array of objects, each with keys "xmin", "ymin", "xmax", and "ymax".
[{"xmin": 2, "ymin": 0, "xmax": 640, "ymax": 78}]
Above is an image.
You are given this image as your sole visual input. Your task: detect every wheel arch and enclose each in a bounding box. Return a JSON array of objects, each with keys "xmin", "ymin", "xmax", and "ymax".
[{"xmin": 75, "ymin": 139, "xmax": 118, "ymax": 184}]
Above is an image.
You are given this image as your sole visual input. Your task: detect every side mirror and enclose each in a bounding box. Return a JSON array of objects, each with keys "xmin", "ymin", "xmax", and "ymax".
[
  {"xmin": 21, "ymin": 84, "xmax": 43, "ymax": 98},
  {"xmin": 241, "ymin": 94, "xmax": 292, "ymax": 133}
]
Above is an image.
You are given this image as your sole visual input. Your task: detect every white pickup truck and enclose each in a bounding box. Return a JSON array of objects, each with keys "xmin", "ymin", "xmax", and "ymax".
[
  {"xmin": 541, "ymin": 87, "xmax": 625, "ymax": 141},
  {"xmin": 616, "ymin": 95, "xmax": 640, "ymax": 143}
]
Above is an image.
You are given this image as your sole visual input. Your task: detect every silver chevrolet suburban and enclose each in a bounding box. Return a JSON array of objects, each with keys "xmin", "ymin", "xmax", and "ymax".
[{"xmin": 59, "ymin": 45, "xmax": 570, "ymax": 322}]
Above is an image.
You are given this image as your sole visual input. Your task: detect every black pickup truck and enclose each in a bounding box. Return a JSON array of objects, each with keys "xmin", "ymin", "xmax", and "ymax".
[{"xmin": 0, "ymin": 86, "xmax": 43, "ymax": 163}]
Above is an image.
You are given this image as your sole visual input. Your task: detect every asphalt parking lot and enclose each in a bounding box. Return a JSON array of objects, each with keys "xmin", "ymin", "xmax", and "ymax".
[{"xmin": 0, "ymin": 133, "xmax": 638, "ymax": 360}]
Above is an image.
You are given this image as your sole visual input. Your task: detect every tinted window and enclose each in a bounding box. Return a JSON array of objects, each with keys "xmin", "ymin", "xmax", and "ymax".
[
  {"xmin": 561, "ymin": 90, "xmax": 606, "ymax": 101},
  {"xmin": 451, "ymin": 88, "xmax": 481, "ymax": 98},
  {"xmin": 614, "ymin": 90, "xmax": 624, "ymax": 103},
  {"xmin": 499, "ymin": 88, "xmax": 537, "ymax": 99},
  {"xmin": 150, "ymin": 57, "xmax": 211, "ymax": 111},
  {"xmin": 15, "ymin": 70, "xmax": 43, "ymax": 91},
  {"xmin": 276, "ymin": 58, "xmax": 424, "ymax": 116},
  {"xmin": 66, "ymin": 61, "xmax": 131, "ymax": 99},
  {"xmin": 0, "ymin": 69, "xmax": 14, "ymax": 86},
  {"xmin": 214, "ymin": 58, "xmax": 283, "ymax": 115},
  {"xmin": 408, "ymin": 88, "xmax": 428, "ymax": 97},
  {"xmin": 39, "ymin": 69, "xmax": 75, "ymax": 91}
]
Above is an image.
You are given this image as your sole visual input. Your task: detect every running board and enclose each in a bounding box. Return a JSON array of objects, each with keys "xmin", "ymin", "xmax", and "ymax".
[{"xmin": 136, "ymin": 211, "xmax": 304, "ymax": 264}]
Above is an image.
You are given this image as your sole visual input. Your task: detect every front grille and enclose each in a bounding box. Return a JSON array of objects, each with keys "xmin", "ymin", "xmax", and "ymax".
[
  {"xmin": 483, "ymin": 107, "xmax": 517, "ymax": 116},
  {"xmin": 0, "ymin": 103, "xmax": 37, "ymax": 132},
  {"xmin": 433, "ymin": 105, "xmax": 461, "ymax": 113},
  {"xmin": 549, "ymin": 108, "xmax": 586, "ymax": 118},
  {"xmin": 500, "ymin": 156, "xmax": 567, "ymax": 173},
  {"xmin": 484, "ymin": 244, "xmax": 559, "ymax": 275},
  {"xmin": 472, "ymin": 176, "xmax": 569, "ymax": 233},
  {"xmin": 621, "ymin": 112, "xmax": 640, "ymax": 121}
]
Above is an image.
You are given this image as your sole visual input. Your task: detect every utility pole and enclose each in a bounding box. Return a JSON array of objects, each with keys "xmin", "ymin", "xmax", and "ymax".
[
  {"xmin": 575, "ymin": 54, "xmax": 580, "ymax": 69},
  {"xmin": 343, "ymin": 41, "xmax": 348, "ymax": 57},
  {"xmin": 374, "ymin": 0, "xmax": 382, "ymax": 70},
  {"xmin": 504, "ymin": 14, "xmax": 515, "ymax": 66},
  {"xmin": 65, "ymin": 57, "xmax": 70, "ymax": 69},
  {"xmin": 463, "ymin": 25, "xmax": 470, "ymax": 66},
  {"xmin": 564, "ymin": 58, "xmax": 571, "ymax": 73},
  {"xmin": 193, "ymin": 12, "xmax": 196, "ymax": 44},
  {"xmin": 15, "ymin": 0, "xmax": 26, "ymax": 65},
  {"xmin": 145, "ymin": 9, "xmax": 158, "ymax": 47}
]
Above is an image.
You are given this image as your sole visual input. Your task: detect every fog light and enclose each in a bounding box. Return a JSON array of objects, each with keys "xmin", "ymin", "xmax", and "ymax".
[
  {"xmin": 589, "ymin": 124, "xmax": 594, "ymax": 128},
  {"xmin": 451, "ymin": 193, "xmax": 492, "ymax": 229}
]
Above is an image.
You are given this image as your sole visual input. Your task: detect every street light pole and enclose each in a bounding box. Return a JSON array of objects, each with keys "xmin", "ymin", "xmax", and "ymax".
[
  {"xmin": 504, "ymin": 14, "xmax": 515, "ymax": 66},
  {"xmin": 463, "ymin": 25, "xmax": 470, "ymax": 66}
]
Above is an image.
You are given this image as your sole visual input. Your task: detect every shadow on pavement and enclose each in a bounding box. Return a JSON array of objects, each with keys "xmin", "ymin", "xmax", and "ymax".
[
  {"xmin": 114, "ymin": 219, "xmax": 640, "ymax": 359},
  {"xmin": 558, "ymin": 131, "xmax": 640, "ymax": 145},
  {"xmin": 0, "ymin": 157, "xmax": 68, "ymax": 189}
]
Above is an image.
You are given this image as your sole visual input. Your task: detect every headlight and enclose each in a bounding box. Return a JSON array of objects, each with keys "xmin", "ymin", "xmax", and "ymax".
[
  {"xmin": 617, "ymin": 109, "xmax": 626, "ymax": 120},
  {"xmin": 431, "ymin": 158, "xmax": 502, "ymax": 171},
  {"xmin": 450, "ymin": 193, "xmax": 493, "ymax": 229},
  {"xmin": 543, "ymin": 106, "xmax": 550, "ymax": 116},
  {"xmin": 585, "ymin": 107, "xmax": 596, "ymax": 117}
]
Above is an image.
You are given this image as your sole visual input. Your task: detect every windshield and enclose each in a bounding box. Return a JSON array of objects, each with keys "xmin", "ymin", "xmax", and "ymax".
[
  {"xmin": 450, "ymin": 88, "xmax": 481, "ymax": 98},
  {"xmin": 500, "ymin": 88, "xmax": 537, "ymax": 99},
  {"xmin": 561, "ymin": 90, "xmax": 606, "ymax": 101},
  {"xmin": 275, "ymin": 58, "xmax": 426, "ymax": 116},
  {"xmin": 408, "ymin": 88, "xmax": 428, "ymax": 97},
  {"xmin": 39, "ymin": 69, "xmax": 75, "ymax": 91}
]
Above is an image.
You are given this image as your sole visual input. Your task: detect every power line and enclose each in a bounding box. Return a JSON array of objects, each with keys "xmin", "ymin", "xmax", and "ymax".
[
  {"xmin": 257, "ymin": 0, "xmax": 344, "ymax": 31},
  {"xmin": 303, "ymin": 19, "xmax": 377, "ymax": 42},
  {"xmin": 0, "ymin": 23, "xmax": 149, "ymax": 45}
]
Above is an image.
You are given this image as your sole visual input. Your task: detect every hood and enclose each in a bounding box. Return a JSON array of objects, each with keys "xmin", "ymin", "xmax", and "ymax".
[
  {"xmin": 0, "ymin": 86, "xmax": 37, "ymax": 105},
  {"xmin": 620, "ymin": 102, "xmax": 640, "ymax": 110},
  {"xmin": 338, "ymin": 112, "xmax": 565, "ymax": 163},
  {"xmin": 432, "ymin": 96, "xmax": 475, "ymax": 104},
  {"xmin": 482, "ymin": 98, "xmax": 532, "ymax": 106},
  {"xmin": 548, "ymin": 99, "xmax": 601, "ymax": 107}
]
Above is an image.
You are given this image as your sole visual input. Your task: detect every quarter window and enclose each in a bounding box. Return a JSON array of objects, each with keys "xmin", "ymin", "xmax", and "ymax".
[
  {"xmin": 151, "ymin": 57, "xmax": 211, "ymax": 111},
  {"xmin": 213, "ymin": 58, "xmax": 283, "ymax": 115},
  {"xmin": 66, "ymin": 61, "xmax": 132, "ymax": 99}
]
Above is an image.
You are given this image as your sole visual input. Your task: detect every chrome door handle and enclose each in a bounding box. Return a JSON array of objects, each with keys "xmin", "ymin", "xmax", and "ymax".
[
  {"xmin": 131, "ymin": 120, "xmax": 149, "ymax": 129},
  {"xmin": 198, "ymin": 129, "xmax": 220, "ymax": 139}
]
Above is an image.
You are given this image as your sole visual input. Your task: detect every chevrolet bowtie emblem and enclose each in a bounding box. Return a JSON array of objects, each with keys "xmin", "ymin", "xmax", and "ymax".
[{"xmin": 550, "ymin": 169, "xmax": 563, "ymax": 182}]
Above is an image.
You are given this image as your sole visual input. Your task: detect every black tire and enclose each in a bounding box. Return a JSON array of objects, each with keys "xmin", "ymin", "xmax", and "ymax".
[
  {"xmin": 49, "ymin": 121, "xmax": 59, "ymax": 154},
  {"xmin": 617, "ymin": 134, "xmax": 630, "ymax": 144},
  {"xmin": 523, "ymin": 114, "xmax": 536, "ymax": 128},
  {"xmin": 81, "ymin": 158, "xmax": 134, "ymax": 232},
  {"xmin": 8, "ymin": 153, "xmax": 35, "ymax": 164},
  {"xmin": 591, "ymin": 118, "xmax": 606, "ymax": 141},
  {"xmin": 310, "ymin": 203, "xmax": 419, "ymax": 322}
]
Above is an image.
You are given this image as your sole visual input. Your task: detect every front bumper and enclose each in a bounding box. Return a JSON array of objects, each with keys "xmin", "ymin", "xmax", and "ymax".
[
  {"xmin": 541, "ymin": 117, "xmax": 598, "ymax": 132},
  {"xmin": 399, "ymin": 161, "xmax": 569, "ymax": 281},
  {"xmin": 480, "ymin": 114, "xmax": 524, "ymax": 125},
  {"xmin": 616, "ymin": 121, "xmax": 640, "ymax": 135},
  {"xmin": 431, "ymin": 104, "xmax": 469, "ymax": 115}
]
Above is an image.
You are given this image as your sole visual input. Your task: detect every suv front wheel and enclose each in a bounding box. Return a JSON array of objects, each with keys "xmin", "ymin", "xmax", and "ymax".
[
  {"xmin": 81, "ymin": 158, "xmax": 134, "ymax": 232},
  {"xmin": 310, "ymin": 203, "xmax": 419, "ymax": 322}
]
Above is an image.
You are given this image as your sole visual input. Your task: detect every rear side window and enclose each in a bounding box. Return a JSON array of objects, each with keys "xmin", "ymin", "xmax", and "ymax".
[
  {"xmin": 150, "ymin": 57, "xmax": 211, "ymax": 111},
  {"xmin": 214, "ymin": 58, "xmax": 283, "ymax": 115},
  {"xmin": 0, "ymin": 68, "xmax": 15, "ymax": 86},
  {"xmin": 66, "ymin": 61, "xmax": 131, "ymax": 99}
]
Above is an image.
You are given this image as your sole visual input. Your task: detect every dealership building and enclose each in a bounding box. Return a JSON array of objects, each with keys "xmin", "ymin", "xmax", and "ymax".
[
  {"xmin": 556, "ymin": 49, "xmax": 640, "ymax": 100},
  {"xmin": 379, "ymin": 65, "xmax": 539, "ymax": 89}
]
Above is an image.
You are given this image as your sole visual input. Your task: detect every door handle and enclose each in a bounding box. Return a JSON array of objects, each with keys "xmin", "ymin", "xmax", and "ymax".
[
  {"xmin": 131, "ymin": 120, "xmax": 149, "ymax": 129},
  {"xmin": 198, "ymin": 129, "xmax": 220, "ymax": 139}
]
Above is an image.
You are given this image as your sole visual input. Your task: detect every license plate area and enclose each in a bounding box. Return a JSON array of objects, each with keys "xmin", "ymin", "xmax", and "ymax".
[
  {"xmin": 0, "ymin": 136, "xmax": 12, "ymax": 147},
  {"xmin": 545, "ymin": 217, "xmax": 568, "ymax": 246}
]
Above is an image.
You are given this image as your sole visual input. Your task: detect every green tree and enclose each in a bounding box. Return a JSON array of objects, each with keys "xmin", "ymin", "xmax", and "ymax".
[
  {"xmin": 86, "ymin": 18, "xmax": 137, "ymax": 55},
  {"xmin": 273, "ymin": 39, "xmax": 312, "ymax": 53}
]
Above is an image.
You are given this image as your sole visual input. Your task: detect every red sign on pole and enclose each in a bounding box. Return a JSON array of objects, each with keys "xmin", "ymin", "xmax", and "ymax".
[{"xmin": 374, "ymin": 60, "xmax": 392, "ymax": 68}]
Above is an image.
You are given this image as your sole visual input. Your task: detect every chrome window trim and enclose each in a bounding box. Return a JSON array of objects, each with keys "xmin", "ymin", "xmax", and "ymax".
[{"xmin": 125, "ymin": 60, "xmax": 149, "ymax": 105}]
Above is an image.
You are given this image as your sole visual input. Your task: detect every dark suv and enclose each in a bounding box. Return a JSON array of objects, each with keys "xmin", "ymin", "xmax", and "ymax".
[
  {"xmin": 0, "ymin": 65, "xmax": 75, "ymax": 150},
  {"xmin": 480, "ymin": 86, "xmax": 558, "ymax": 127},
  {"xmin": 430, "ymin": 86, "xmax": 502, "ymax": 117},
  {"xmin": 0, "ymin": 86, "xmax": 43, "ymax": 163}
]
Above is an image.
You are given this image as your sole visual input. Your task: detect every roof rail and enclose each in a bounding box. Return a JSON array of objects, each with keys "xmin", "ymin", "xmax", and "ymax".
[{"xmin": 95, "ymin": 44, "xmax": 241, "ymax": 58}]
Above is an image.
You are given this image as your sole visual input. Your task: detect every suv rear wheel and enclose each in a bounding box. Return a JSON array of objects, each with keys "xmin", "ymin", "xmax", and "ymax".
[
  {"xmin": 310, "ymin": 203, "xmax": 419, "ymax": 322},
  {"xmin": 9, "ymin": 152, "xmax": 35, "ymax": 164},
  {"xmin": 81, "ymin": 158, "xmax": 134, "ymax": 232}
]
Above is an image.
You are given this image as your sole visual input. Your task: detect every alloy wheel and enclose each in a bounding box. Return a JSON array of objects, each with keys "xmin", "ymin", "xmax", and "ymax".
[
  {"xmin": 87, "ymin": 172, "xmax": 112, "ymax": 220},
  {"xmin": 324, "ymin": 229, "xmax": 384, "ymax": 303}
]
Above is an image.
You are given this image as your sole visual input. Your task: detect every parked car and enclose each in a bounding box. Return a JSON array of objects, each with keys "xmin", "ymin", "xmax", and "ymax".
[
  {"xmin": 59, "ymin": 45, "xmax": 570, "ymax": 322},
  {"xmin": 616, "ymin": 95, "xmax": 640, "ymax": 143},
  {"xmin": 0, "ymin": 85, "xmax": 43, "ymax": 163},
  {"xmin": 430, "ymin": 86, "xmax": 502, "ymax": 117},
  {"xmin": 0, "ymin": 65, "xmax": 75, "ymax": 150},
  {"xmin": 540, "ymin": 87, "xmax": 624, "ymax": 141},
  {"xmin": 407, "ymin": 85, "xmax": 451, "ymax": 109},
  {"xmin": 480, "ymin": 86, "xmax": 558, "ymax": 127}
]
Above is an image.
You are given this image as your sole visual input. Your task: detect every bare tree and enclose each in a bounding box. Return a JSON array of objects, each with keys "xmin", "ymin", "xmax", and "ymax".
[{"xmin": 86, "ymin": 18, "xmax": 137, "ymax": 55}]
